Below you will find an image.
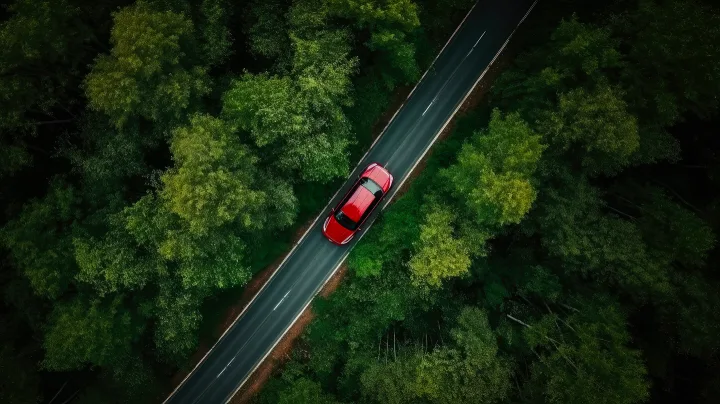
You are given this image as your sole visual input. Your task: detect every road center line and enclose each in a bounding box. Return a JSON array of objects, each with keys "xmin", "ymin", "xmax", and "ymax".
[
  {"xmin": 465, "ymin": 31, "xmax": 486, "ymax": 56},
  {"xmin": 422, "ymin": 101, "xmax": 434, "ymax": 116},
  {"xmin": 474, "ymin": 31, "xmax": 486, "ymax": 48},
  {"xmin": 273, "ymin": 291, "xmax": 291, "ymax": 311}
]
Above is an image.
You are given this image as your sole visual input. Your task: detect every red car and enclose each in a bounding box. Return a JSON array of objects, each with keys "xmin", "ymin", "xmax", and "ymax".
[{"xmin": 322, "ymin": 163, "xmax": 394, "ymax": 245}]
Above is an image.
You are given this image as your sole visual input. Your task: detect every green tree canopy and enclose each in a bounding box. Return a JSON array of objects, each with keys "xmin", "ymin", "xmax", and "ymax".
[
  {"xmin": 524, "ymin": 296, "xmax": 649, "ymax": 404},
  {"xmin": 160, "ymin": 114, "xmax": 267, "ymax": 234},
  {"xmin": 42, "ymin": 295, "xmax": 143, "ymax": 371},
  {"xmin": 541, "ymin": 84, "xmax": 639, "ymax": 175},
  {"xmin": 444, "ymin": 109, "xmax": 544, "ymax": 227},
  {"xmin": 0, "ymin": 180, "xmax": 77, "ymax": 298},
  {"xmin": 416, "ymin": 307, "xmax": 512, "ymax": 403},
  {"xmin": 277, "ymin": 377, "xmax": 341, "ymax": 404},
  {"xmin": 408, "ymin": 205, "xmax": 471, "ymax": 287},
  {"xmin": 223, "ymin": 29, "xmax": 357, "ymax": 182},
  {"xmin": 85, "ymin": 2, "xmax": 210, "ymax": 128}
]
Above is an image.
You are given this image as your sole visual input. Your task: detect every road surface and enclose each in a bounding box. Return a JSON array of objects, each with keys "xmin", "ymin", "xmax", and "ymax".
[{"xmin": 165, "ymin": 0, "xmax": 536, "ymax": 402}]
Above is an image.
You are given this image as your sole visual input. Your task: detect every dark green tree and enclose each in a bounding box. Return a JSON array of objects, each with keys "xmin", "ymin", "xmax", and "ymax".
[{"xmin": 85, "ymin": 2, "xmax": 210, "ymax": 128}]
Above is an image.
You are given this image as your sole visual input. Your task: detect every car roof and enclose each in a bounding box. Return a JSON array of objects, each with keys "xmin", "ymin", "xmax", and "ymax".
[{"xmin": 341, "ymin": 185, "xmax": 376, "ymax": 222}]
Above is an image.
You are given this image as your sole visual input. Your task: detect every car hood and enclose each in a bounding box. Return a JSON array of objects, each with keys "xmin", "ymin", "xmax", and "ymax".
[{"xmin": 323, "ymin": 215, "xmax": 355, "ymax": 244}]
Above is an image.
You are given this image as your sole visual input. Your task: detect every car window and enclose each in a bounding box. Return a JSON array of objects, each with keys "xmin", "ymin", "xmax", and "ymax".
[
  {"xmin": 334, "ymin": 210, "xmax": 358, "ymax": 230},
  {"xmin": 361, "ymin": 178, "xmax": 383, "ymax": 197}
]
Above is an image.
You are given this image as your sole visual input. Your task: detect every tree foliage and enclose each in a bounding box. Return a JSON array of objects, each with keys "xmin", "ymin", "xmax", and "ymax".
[
  {"xmin": 524, "ymin": 296, "xmax": 649, "ymax": 404},
  {"xmin": 161, "ymin": 114, "xmax": 267, "ymax": 234},
  {"xmin": 408, "ymin": 205, "xmax": 471, "ymax": 287},
  {"xmin": 85, "ymin": 2, "xmax": 210, "ymax": 128},
  {"xmin": 42, "ymin": 296, "xmax": 143, "ymax": 371},
  {"xmin": 444, "ymin": 109, "xmax": 544, "ymax": 226},
  {"xmin": 223, "ymin": 29, "xmax": 357, "ymax": 182}
]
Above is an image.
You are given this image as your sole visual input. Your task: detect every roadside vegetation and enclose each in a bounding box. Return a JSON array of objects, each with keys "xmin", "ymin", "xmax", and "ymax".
[{"xmin": 1, "ymin": 0, "xmax": 719, "ymax": 403}]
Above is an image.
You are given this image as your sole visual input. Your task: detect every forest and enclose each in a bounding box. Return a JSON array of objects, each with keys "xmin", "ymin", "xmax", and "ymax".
[{"xmin": 0, "ymin": 0, "xmax": 719, "ymax": 403}]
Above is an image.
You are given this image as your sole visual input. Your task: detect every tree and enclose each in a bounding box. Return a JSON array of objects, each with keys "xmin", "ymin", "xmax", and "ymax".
[
  {"xmin": 0, "ymin": 179, "xmax": 77, "ymax": 299},
  {"xmin": 196, "ymin": 0, "xmax": 233, "ymax": 66},
  {"xmin": 223, "ymin": 29, "xmax": 357, "ymax": 182},
  {"xmin": 408, "ymin": 205, "xmax": 471, "ymax": 287},
  {"xmin": 360, "ymin": 307, "xmax": 512, "ymax": 404},
  {"xmin": 492, "ymin": 17, "xmax": 623, "ymax": 119},
  {"xmin": 0, "ymin": 0, "xmax": 90, "ymax": 132},
  {"xmin": 277, "ymin": 378, "xmax": 340, "ymax": 404},
  {"xmin": 152, "ymin": 281, "xmax": 204, "ymax": 360},
  {"xmin": 633, "ymin": 187, "xmax": 715, "ymax": 268},
  {"xmin": 42, "ymin": 295, "xmax": 143, "ymax": 371},
  {"xmin": 122, "ymin": 194, "xmax": 253, "ymax": 290},
  {"xmin": 416, "ymin": 307, "xmax": 512, "ymax": 404},
  {"xmin": 360, "ymin": 354, "xmax": 420, "ymax": 404},
  {"xmin": 307, "ymin": 269, "xmax": 419, "ymax": 377},
  {"xmin": 246, "ymin": 0, "xmax": 292, "ymax": 63},
  {"xmin": 444, "ymin": 109, "xmax": 544, "ymax": 227},
  {"xmin": 0, "ymin": 144, "xmax": 31, "ymax": 178},
  {"xmin": 64, "ymin": 115, "xmax": 149, "ymax": 208},
  {"xmin": 325, "ymin": 0, "xmax": 421, "ymax": 87},
  {"xmin": 160, "ymin": 114, "xmax": 267, "ymax": 234},
  {"xmin": 85, "ymin": 2, "xmax": 210, "ymax": 128},
  {"xmin": 616, "ymin": 0, "xmax": 720, "ymax": 121},
  {"xmin": 535, "ymin": 177, "xmax": 672, "ymax": 299},
  {"xmin": 660, "ymin": 272, "xmax": 720, "ymax": 358},
  {"xmin": 523, "ymin": 296, "xmax": 649, "ymax": 404},
  {"xmin": 541, "ymin": 84, "xmax": 639, "ymax": 176}
]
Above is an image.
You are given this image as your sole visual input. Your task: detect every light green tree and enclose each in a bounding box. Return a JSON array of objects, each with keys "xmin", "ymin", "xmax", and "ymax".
[
  {"xmin": 408, "ymin": 205, "xmax": 471, "ymax": 287},
  {"xmin": 160, "ymin": 114, "xmax": 267, "ymax": 234},
  {"xmin": 444, "ymin": 109, "xmax": 544, "ymax": 226}
]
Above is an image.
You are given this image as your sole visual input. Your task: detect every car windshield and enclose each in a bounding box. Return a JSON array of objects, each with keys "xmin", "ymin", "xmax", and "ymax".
[{"xmin": 334, "ymin": 210, "xmax": 358, "ymax": 230}]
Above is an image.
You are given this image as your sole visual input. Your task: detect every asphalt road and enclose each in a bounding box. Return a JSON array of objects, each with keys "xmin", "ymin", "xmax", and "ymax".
[{"xmin": 165, "ymin": 1, "xmax": 536, "ymax": 402}]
